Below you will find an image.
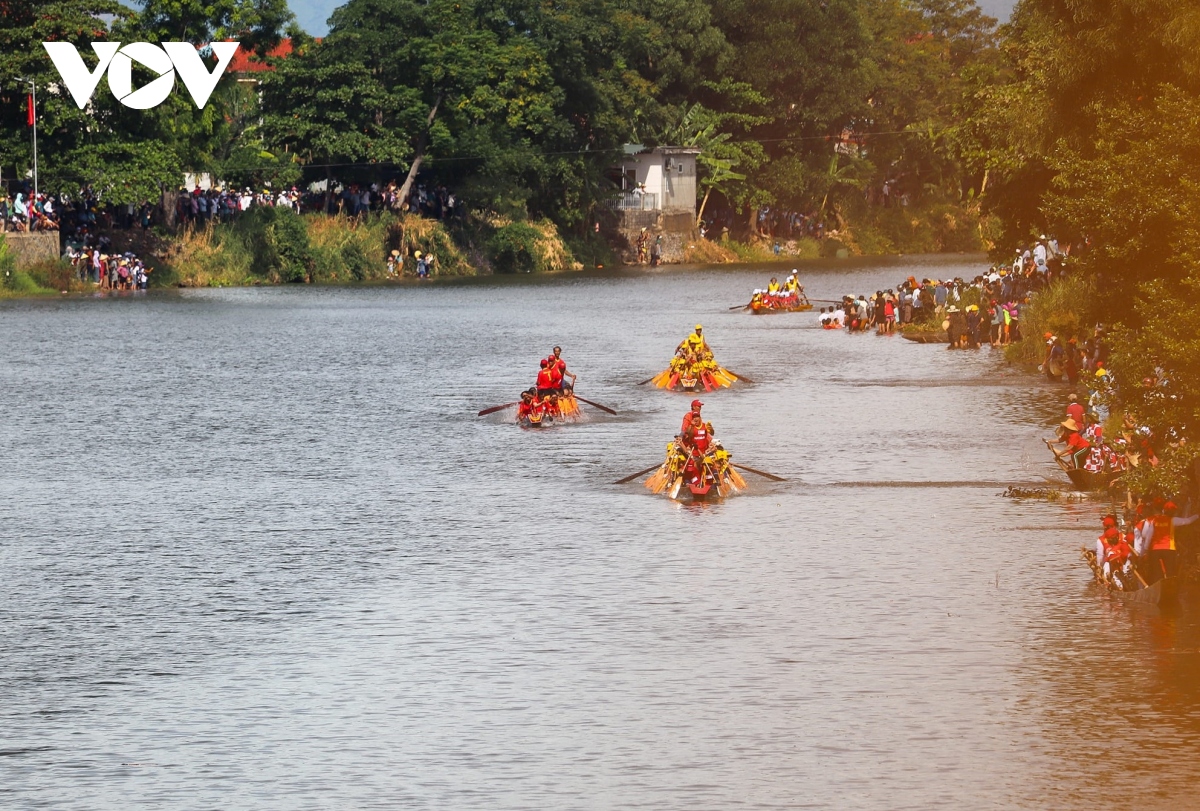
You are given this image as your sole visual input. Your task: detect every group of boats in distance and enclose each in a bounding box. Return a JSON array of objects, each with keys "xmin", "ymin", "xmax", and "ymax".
[
  {"xmin": 475, "ymin": 309, "xmax": 786, "ymax": 502},
  {"xmin": 473, "ymin": 273, "xmax": 1132, "ymax": 521}
]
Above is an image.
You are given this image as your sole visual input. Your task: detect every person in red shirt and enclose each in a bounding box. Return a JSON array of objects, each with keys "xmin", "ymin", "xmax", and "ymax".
[
  {"xmin": 1065, "ymin": 394, "xmax": 1085, "ymax": 427},
  {"xmin": 683, "ymin": 413, "xmax": 711, "ymax": 453},
  {"xmin": 535, "ymin": 359, "xmax": 555, "ymax": 398},
  {"xmin": 550, "ymin": 346, "xmax": 576, "ymax": 392},
  {"xmin": 516, "ymin": 390, "xmax": 537, "ymax": 422},
  {"xmin": 1050, "ymin": 417, "xmax": 1091, "ymax": 468},
  {"xmin": 681, "ymin": 399, "xmax": 703, "ymax": 435}
]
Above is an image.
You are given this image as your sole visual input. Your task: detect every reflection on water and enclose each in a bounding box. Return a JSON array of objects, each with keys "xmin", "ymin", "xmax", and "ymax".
[{"xmin": 1, "ymin": 256, "xmax": 1197, "ymax": 809}]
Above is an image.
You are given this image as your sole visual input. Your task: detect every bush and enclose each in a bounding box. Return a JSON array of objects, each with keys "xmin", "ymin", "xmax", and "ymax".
[
  {"xmin": 245, "ymin": 206, "xmax": 313, "ymax": 282},
  {"xmin": 341, "ymin": 241, "xmax": 371, "ymax": 281},
  {"xmin": 0, "ymin": 235, "xmax": 16, "ymax": 290},
  {"xmin": 488, "ymin": 221, "xmax": 544, "ymax": 273},
  {"xmin": 1004, "ymin": 275, "xmax": 1096, "ymax": 364}
]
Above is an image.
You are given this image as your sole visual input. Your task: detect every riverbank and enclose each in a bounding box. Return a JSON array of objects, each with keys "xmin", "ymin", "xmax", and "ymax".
[{"xmin": 1, "ymin": 197, "xmax": 999, "ymax": 299}]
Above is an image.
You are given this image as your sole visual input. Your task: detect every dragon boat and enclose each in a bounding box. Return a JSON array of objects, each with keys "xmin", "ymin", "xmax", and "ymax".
[
  {"xmin": 649, "ymin": 361, "xmax": 739, "ymax": 392},
  {"xmin": 517, "ymin": 392, "xmax": 581, "ymax": 428},
  {"xmin": 1080, "ymin": 546, "xmax": 1178, "ymax": 606},
  {"xmin": 644, "ymin": 438, "xmax": 746, "ymax": 502},
  {"xmin": 748, "ymin": 294, "xmax": 813, "ymax": 314}
]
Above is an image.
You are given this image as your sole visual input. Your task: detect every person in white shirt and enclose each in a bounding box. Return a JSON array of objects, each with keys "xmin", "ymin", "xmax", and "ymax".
[{"xmin": 1034, "ymin": 237, "xmax": 1048, "ymax": 268}]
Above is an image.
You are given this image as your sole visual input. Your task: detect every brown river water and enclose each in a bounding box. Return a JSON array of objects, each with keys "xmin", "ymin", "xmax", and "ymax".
[{"xmin": 2, "ymin": 256, "xmax": 1199, "ymax": 810}]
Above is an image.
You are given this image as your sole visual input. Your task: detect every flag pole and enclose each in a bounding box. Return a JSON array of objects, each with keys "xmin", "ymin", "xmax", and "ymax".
[{"xmin": 29, "ymin": 78, "xmax": 37, "ymax": 199}]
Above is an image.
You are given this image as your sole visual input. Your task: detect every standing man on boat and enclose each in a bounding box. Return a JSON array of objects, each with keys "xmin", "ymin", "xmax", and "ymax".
[
  {"xmin": 550, "ymin": 346, "xmax": 576, "ymax": 392},
  {"xmin": 681, "ymin": 399, "xmax": 703, "ymax": 434},
  {"xmin": 1138, "ymin": 500, "xmax": 1199, "ymax": 582},
  {"xmin": 679, "ymin": 324, "xmax": 710, "ymax": 359}
]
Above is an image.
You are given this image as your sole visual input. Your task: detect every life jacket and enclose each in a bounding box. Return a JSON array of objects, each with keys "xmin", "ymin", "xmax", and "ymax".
[
  {"xmin": 1100, "ymin": 531, "xmax": 1129, "ymax": 564},
  {"xmin": 767, "ymin": 282, "xmax": 780, "ymax": 294},
  {"xmin": 549, "ymin": 367, "xmax": 563, "ymax": 387},
  {"xmin": 689, "ymin": 424, "xmax": 709, "ymax": 452},
  {"xmin": 536, "ymin": 369, "xmax": 554, "ymax": 390},
  {"xmin": 517, "ymin": 401, "xmax": 534, "ymax": 419},
  {"xmin": 1150, "ymin": 514, "xmax": 1175, "ymax": 551}
]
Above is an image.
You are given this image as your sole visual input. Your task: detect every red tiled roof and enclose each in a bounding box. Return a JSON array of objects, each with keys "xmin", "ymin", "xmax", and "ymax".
[{"xmin": 228, "ymin": 39, "xmax": 296, "ymax": 73}]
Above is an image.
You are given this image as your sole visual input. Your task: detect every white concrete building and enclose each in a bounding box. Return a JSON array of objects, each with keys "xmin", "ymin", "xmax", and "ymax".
[{"xmin": 608, "ymin": 145, "xmax": 700, "ymax": 212}]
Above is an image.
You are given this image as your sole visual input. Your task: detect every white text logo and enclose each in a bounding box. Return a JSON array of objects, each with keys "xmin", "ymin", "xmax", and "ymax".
[{"xmin": 43, "ymin": 42, "xmax": 240, "ymax": 110}]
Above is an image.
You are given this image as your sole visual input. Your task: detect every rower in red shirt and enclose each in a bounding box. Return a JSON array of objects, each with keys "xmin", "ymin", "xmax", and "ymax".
[
  {"xmin": 516, "ymin": 390, "xmax": 537, "ymax": 422},
  {"xmin": 547, "ymin": 357, "xmax": 564, "ymax": 392},
  {"xmin": 1050, "ymin": 417, "xmax": 1091, "ymax": 468},
  {"xmin": 535, "ymin": 359, "xmax": 555, "ymax": 398},
  {"xmin": 681, "ymin": 399, "xmax": 703, "ymax": 435}
]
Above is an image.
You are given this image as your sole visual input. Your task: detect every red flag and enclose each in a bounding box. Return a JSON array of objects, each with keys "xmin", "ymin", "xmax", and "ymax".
[{"xmin": 26, "ymin": 93, "xmax": 34, "ymax": 127}]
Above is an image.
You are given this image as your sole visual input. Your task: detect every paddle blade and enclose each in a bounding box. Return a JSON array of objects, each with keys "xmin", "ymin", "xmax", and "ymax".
[
  {"xmin": 576, "ymin": 396, "xmax": 617, "ymax": 415},
  {"xmin": 722, "ymin": 368, "xmax": 754, "ymax": 384},
  {"xmin": 731, "ymin": 462, "xmax": 785, "ymax": 482},
  {"xmin": 669, "ymin": 477, "xmax": 683, "ymax": 500},
  {"xmin": 614, "ymin": 463, "xmax": 663, "ymax": 485},
  {"xmin": 478, "ymin": 401, "xmax": 520, "ymax": 416},
  {"xmin": 729, "ymin": 468, "xmax": 748, "ymax": 489}
]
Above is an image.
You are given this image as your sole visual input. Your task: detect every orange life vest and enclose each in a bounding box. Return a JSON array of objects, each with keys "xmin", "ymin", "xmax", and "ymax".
[
  {"xmin": 1104, "ymin": 538, "xmax": 1132, "ymax": 564},
  {"xmin": 1150, "ymin": 514, "xmax": 1175, "ymax": 551}
]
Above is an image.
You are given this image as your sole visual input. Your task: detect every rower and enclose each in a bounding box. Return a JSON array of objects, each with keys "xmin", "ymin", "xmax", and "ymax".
[
  {"xmin": 535, "ymin": 359, "xmax": 555, "ymax": 399},
  {"xmin": 1050, "ymin": 417, "xmax": 1090, "ymax": 469},
  {"xmin": 517, "ymin": 390, "xmax": 537, "ymax": 421},
  {"xmin": 681, "ymin": 399, "xmax": 703, "ymax": 434},
  {"xmin": 767, "ymin": 277, "xmax": 780, "ymax": 295},
  {"xmin": 686, "ymin": 415, "xmax": 711, "ymax": 453},
  {"xmin": 547, "ymin": 356, "xmax": 564, "ymax": 394},
  {"xmin": 550, "ymin": 346, "xmax": 576, "ymax": 392},
  {"xmin": 1095, "ymin": 515, "xmax": 1133, "ymax": 588}
]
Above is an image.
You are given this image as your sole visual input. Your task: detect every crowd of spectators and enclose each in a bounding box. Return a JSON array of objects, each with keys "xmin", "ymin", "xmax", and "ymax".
[{"xmin": 818, "ymin": 234, "xmax": 1073, "ymax": 349}]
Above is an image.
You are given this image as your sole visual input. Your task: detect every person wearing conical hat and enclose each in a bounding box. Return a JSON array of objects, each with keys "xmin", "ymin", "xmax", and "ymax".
[{"xmin": 1049, "ymin": 417, "xmax": 1091, "ymax": 469}]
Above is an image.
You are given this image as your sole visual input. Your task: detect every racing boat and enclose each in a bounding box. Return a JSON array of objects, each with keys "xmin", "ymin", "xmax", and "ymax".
[
  {"xmin": 644, "ymin": 439, "xmax": 747, "ymax": 502},
  {"xmin": 649, "ymin": 362, "xmax": 739, "ymax": 392},
  {"xmin": 748, "ymin": 295, "xmax": 813, "ymax": 314},
  {"xmin": 517, "ymin": 392, "xmax": 581, "ymax": 427},
  {"xmin": 1080, "ymin": 546, "xmax": 1178, "ymax": 606}
]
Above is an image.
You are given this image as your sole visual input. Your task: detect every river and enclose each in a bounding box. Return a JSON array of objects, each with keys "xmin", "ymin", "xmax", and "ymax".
[{"xmin": 2, "ymin": 256, "xmax": 1199, "ymax": 810}]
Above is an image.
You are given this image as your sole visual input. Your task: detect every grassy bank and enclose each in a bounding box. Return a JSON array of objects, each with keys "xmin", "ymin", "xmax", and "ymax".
[
  {"xmin": 152, "ymin": 210, "xmax": 587, "ymax": 288},
  {"xmin": 690, "ymin": 200, "xmax": 996, "ymax": 264}
]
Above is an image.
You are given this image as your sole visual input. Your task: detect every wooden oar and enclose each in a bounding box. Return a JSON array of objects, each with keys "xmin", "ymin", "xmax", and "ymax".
[
  {"xmin": 723, "ymin": 369, "xmax": 755, "ymax": 384},
  {"xmin": 731, "ymin": 463, "xmax": 786, "ymax": 482},
  {"xmin": 1043, "ymin": 438, "xmax": 1073, "ymax": 473},
  {"xmin": 478, "ymin": 401, "xmax": 520, "ymax": 416},
  {"xmin": 614, "ymin": 464, "xmax": 662, "ymax": 485},
  {"xmin": 575, "ymin": 395, "xmax": 617, "ymax": 415},
  {"xmin": 728, "ymin": 303, "xmax": 750, "ymax": 310},
  {"xmin": 636, "ymin": 375, "xmax": 657, "ymax": 385}
]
